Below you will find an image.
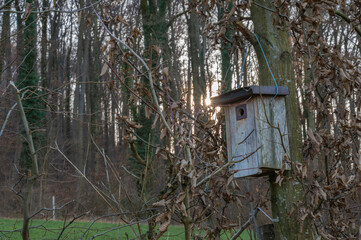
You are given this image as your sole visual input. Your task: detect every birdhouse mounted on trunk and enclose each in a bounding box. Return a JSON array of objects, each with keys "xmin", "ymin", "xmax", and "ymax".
[{"xmin": 211, "ymin": 86, "xmax": 290, "ymax": 178}]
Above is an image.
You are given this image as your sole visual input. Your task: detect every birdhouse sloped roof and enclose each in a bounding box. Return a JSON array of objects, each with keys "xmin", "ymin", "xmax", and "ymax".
[{"xmin": 211, "ymin": 85, "xmax": 289, "ymax": 105}]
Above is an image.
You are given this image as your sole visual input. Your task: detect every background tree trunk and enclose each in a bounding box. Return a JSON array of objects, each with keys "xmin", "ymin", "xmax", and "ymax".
[
  {"xmin": 187, "ymin": 0, "xmax": 205, "ymax": 111},
  {"xmin": 218, "ymin": 2, "xmax": 233, "ymax": 93},
  {"xmin": 0, "ymin": 3, "xmax": 10, "ymax": 83}
]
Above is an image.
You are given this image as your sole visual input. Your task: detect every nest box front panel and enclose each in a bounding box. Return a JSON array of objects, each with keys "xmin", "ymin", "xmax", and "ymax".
[{"xmin": 225, "ymin": 100, "xmax": 262, "ymax": 178}]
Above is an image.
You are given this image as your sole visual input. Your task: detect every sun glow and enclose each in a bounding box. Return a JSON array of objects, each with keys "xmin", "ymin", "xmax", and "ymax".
[{"xmin": 205, "ymin": 97, "xmax": 211, "ymax": 106}]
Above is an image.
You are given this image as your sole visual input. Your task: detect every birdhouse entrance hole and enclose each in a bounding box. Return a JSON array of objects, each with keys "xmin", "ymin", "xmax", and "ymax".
[{"xmin": 236, "ymin": 104, "xmax": 247, "ymax": 120}]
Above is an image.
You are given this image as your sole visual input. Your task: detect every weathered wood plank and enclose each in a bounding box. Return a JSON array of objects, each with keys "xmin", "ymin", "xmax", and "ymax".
[
  {"xmin": 226, "ymin": 99, "xmax": 262, "ymax": 178},
  {"xmin": 255, "ymin": 97, "xmax": 290, "ymax": 170}
]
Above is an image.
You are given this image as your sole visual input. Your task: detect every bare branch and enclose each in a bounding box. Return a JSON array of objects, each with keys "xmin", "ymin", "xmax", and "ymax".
[
  {"xmin": 0, "ymin": 102, "xmax": 17, "ymax": 137},
  {"xmin": 129, "ymin": 140, "xmax": 146, "ymax": 166},
  {"xmin": 234, "ymin": 21, "xmax": 257, "ymax": 45},
  {"xmin": 89, "ymin": 214, "xmax": 158, "ymax": 240},
  {"xmin": 28, "ymin": 200, "xmax": 75, "ymax": 219},
  {"xmin": 230, "ymin": 208, "xmax": 259, "ymax": 240},
  {"xmin": 56, "ymin": 211, "xmax": 91, "ymax": 240},
  {"xmin": 10, "ymin": 81, "xmax": 39, "ymax": 176}
]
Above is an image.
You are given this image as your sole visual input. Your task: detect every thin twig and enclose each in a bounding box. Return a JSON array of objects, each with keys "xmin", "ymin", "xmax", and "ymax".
[
  {"xmin": 28, "ymin": 201, "xmax": 75, "ymax": 219},
  {"xmin": 196, "ymin": 146, "xmax": 261, "ymax": 187},
  {"xmin": 0, "ymin": 102, "xmax": 17, "ymax": 137},
  {"xmin": 89, "ymin": 214, "xmax": 158, "ymax": 240},
  {"xmin": 56, "ymin": 211, "xmax": 90, "ymax": 240},
  {"xmin": 80, "ymin": 209, "xmax": 162, "ymax": 240},
  {"xmin": 129, "ymin": 140, "xmax": 146, "ymax": 166},
  {"xmin": 230, "ymin": 208, "xmax": 259, "ymax": 240},
  {"xmin": 0, "ymin": 0, "xmax": 102, "ymax": 14},
  {"xmin": 121, "ymin": 165, "xmax": 140, "ymax": 180}
]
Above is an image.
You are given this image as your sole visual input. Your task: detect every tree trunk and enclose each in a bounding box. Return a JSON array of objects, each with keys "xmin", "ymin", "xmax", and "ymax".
[
  {"xmin": 16, "ymin": 0, "xmax": 45, "ymax": 236},
  {"xmin": 74, "ymin": 1, "xmax": 89, "ymax": 207},
  {"xmin": 187, "ymin": 0, "xmax": 205, "ymax": 111},
  {"xmin": 250, "ymin": 0, "xmax": 312, "ymax": 238},
  {"xmin": 169, "ymin": 6, "xmax": 182, "ymax": 99},
  {"xmin": 40, "ymin": 0, "xmax": 48, "ymax": 86},
  {"xmin": 88, "ymin": 17, "xmax": 101, "ymax": 183},
  {"xmin": 0, "ymin": 3, "xmax": 10, "ymax": 83},
  {"xmin": 218, "ymin": 2, "xmax": 233, "ymax": 93}
]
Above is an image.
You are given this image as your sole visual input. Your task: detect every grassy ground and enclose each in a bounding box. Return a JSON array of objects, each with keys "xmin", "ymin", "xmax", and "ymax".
[{"xmin": 0, "ymin": 218, "xmax": 251, "ymax": 239}]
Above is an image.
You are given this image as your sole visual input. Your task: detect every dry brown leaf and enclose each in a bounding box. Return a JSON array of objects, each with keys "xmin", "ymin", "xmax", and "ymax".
[
  {"xmin": 117, "ymin": 16, "xmax": 129, "ymax": 26},
  {"xmin": 158, "ymin": 214, "xmax": 171, "ymax": 232},
  {"xmin": 160, "ymin": 128, "xmax": 167, "ymax": 139},
  {"xmin": 152, "ymin": 45, "xmax": 161, "ymax": 55},
  {"xmin": 205, "ymin": 120, "xmax": 216, "ymax": 128},
  {"xmin": 206, "ymin": 150, "xmax": 217, "ymax": 156},
  {"xmin": 180, "ymin": 159, "xmax": 188, "ymax": 170},
  {"xmin": 300, "ymin": 212, "xmax": 308, "ymax": 221},
  {"xmin": 179, "ymin": 202, "xmax": 187, "ymax": 216},
  {"xmin": 145, "ymin": 105, "xmax": 152, "ymax": 119},
  {"xmin": 302, "ymin": 165, "xmax": 307, "ymax": 178},
  {"xmin": 340, "ymin": 175, "xmax": 348, "ymax": 188},
  {"xmin": 339, "ymin": 68, "xmax": 349, "ymax": 81},
  {"xmin": 163, "ymin": 67, "xmax": 170, "ymax": 80},
  {"xmin": 151, "ymin": 114, "xmax": 159, "ymax": 129},
  {"xmin": 319, "ymin": 188, "xmax": 327, "ymax": 200},
  {"xmin": 155, "ymin": 212, "xmax": 168, "ymax": 222},
  {"xmin": 127, "ymin": 120, "xmax": 142, "ymax": 129},
  {"xmin": 275, "ymin": 174, "xmax": 282, "ymax": 186},
  {"xmin": 176, "ymin": 192, "xmax": 186, "ymax": 204},
  {"xmin": 24, "ymin": 3, "xmax": 33, "ymax": 22},
  {"xmin": 153, "ymin": 199, "xmax": 166, "ymax": 207},
  {"xmin": 100, "ymin": 63, "xmax": 108, "ymax": 76},
  {"xmin": 289, "ymin": 206, "xmax": 295, "ymax": 216},
  {"xmin": 307, "ymin": 128, "xmax": 320, "ymax": 147},
  {"xmin": 226, "ymin": 175, "xmax": 233, "ymax": 187}
]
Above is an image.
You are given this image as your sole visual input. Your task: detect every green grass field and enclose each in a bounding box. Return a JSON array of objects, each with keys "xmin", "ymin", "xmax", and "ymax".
[{"xmin": 0, "ymin": 218, "xmax": 251, "ymax": 239}]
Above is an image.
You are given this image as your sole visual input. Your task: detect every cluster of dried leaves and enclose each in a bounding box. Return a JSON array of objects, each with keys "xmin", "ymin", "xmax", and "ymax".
[
  {"xmin": 130, "ymin": 104, "xmax": 249, "ymax": 238},
  {"xmin": 286, "ymin": 1, "xmax": 361, "ymax": 239}
]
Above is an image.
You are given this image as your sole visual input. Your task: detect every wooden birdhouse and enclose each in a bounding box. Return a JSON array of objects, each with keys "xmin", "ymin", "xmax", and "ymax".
[{"xmin": 211, "ymin": 86, "xmax": 290, "ymax": 178}]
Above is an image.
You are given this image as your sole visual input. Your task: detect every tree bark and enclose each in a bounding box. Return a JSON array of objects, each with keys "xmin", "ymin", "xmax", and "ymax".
[
  {"xmin": 0, "ymin": 3, "xmax": 10, "ymax": 83},
  {"xmin": 218, "ymin": 2, "xmax": 233, "ymax": 93},
  {"xmin": 187, "ymin": 0, "xmax": 205, "ymax": 111},
  {"xmin": 250, "ymin": 0, "xmax": 312, "ymax": 238},
  {"xmin": 74, "ymin": 0, "xmax": 89, "ymax": 208}
]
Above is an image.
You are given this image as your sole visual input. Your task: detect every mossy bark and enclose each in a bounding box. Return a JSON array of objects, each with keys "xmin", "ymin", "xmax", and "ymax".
[
  {"xmin": 250, "ymin": 0, "xmax": 312, "ymax": 239},
  {"xmin": 218, "ymin": 2, "xmax": 234, "ymax": 93}
]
